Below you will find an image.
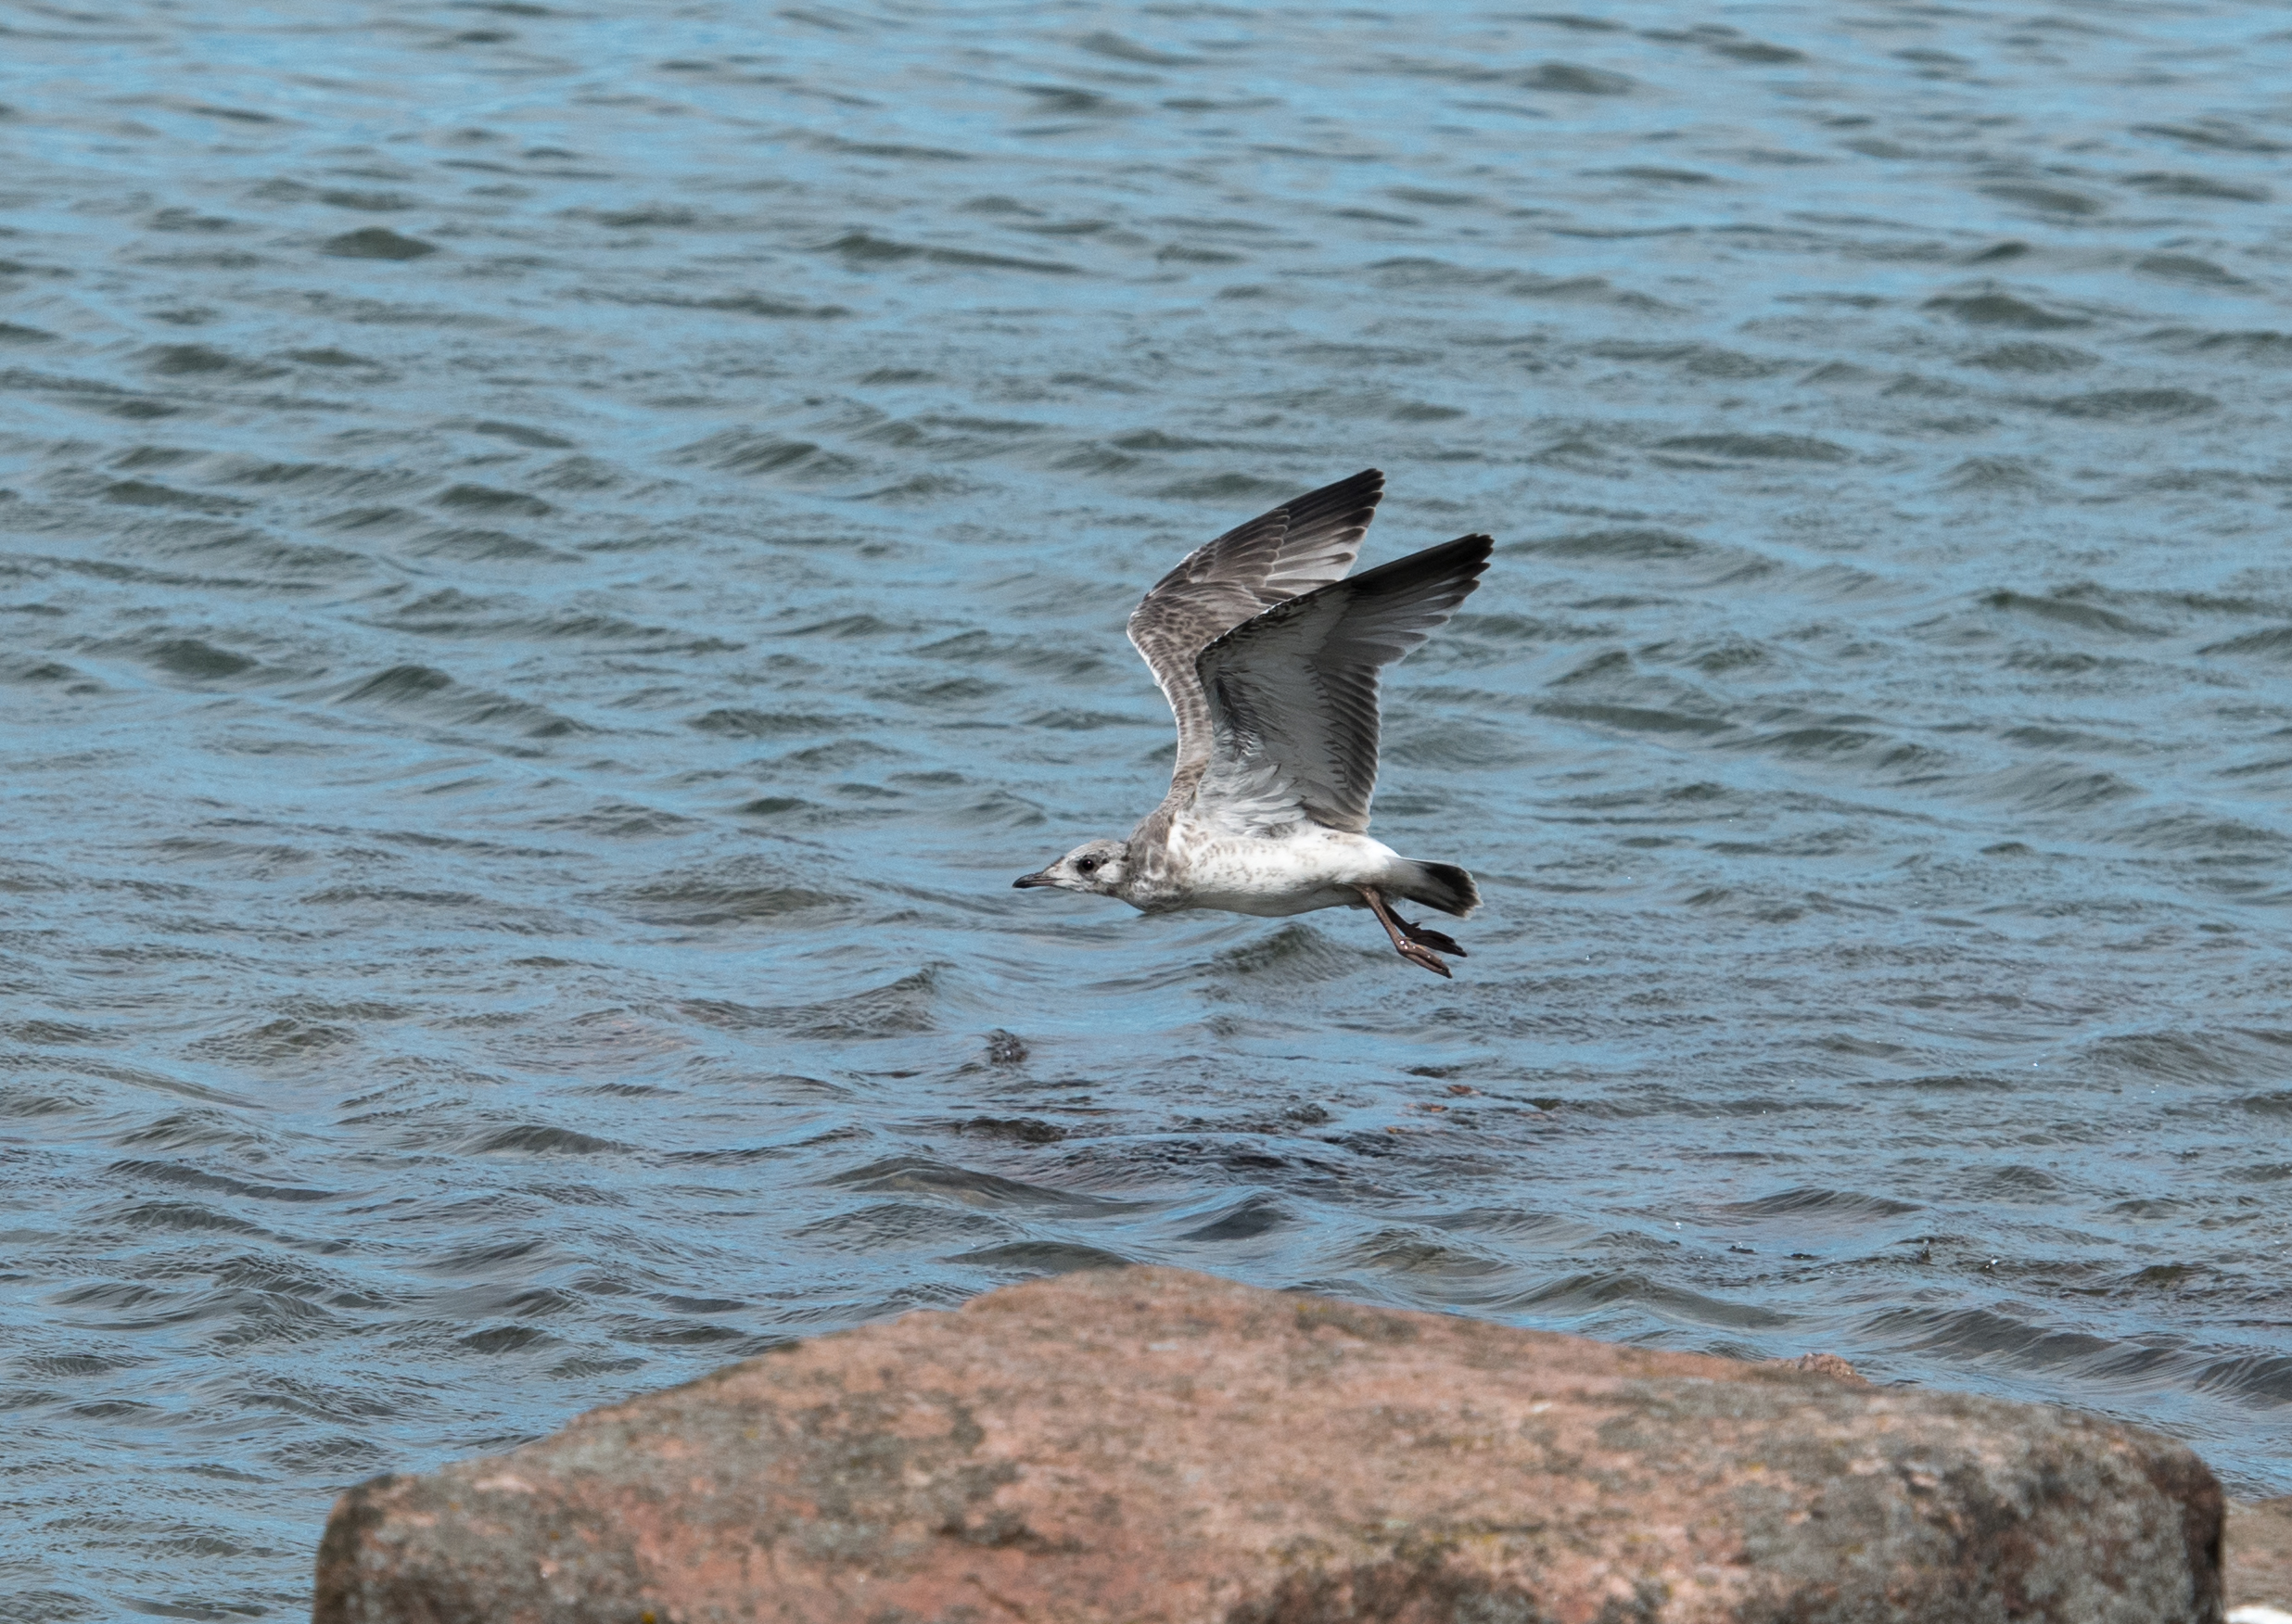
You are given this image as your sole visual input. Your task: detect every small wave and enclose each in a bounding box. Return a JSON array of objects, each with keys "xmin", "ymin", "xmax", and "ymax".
[
  {"xmin": 1958, "ymin": 342, "xmax": 2096, "ymax": 374},
  {"xmin": 114, "ymin": 1199, "xmax": 266, "ymax": 1236},
  {"xmin": 1663, "ymin": 635, "xmax": 1775, "ymax": 675},
  {"xmin": 456, "ymin": 1325, "xmax": 558, "ymax": 1355},
  {"xmin": 2137, "ymin": 252, "xmax": 2247, "ymax": 286},
  {"xmin": 2133, "ymin": 119, "xmax": 2287, "ymax": 154},
  {"xmin": 1980, "ymin": 182, "xmax": 2105, "ymax": 218},
  {"xmin": 1944, "ymin": 455, "xmax": 2055, "ymax": 493},
  {"xmin": 1516, "ymin": 61, "xmax": 1633, "ymax": 94},
  {"xmin": 1896, "ymin": 1072, "xmax": 2018, "ymax": 1093},
  {"xmin": 2045, "ymin": 387, "xmax": 2217, "ymax": 421},
  {"xmin": 1864, "ymin": 1305, "xmax": 2118, "ymax": 1368},
  {"xmin": 283, "ymin": 345, "xmax": 380, "ymax": 367},
  {"xmin": 683, "ymin": 969, "xmax": 939, "ymax": 1039},
  {"xmin": 1368, "ymin": 257, "xmax": 1662, "ymax": 307},
  {"xmin": 1154, "ymin": 470, "xmax": 1303, "ymax": 502},
  {"xmin": 826, "ymin": 1154, "xmax": 1132, "ymax": 1213},
  {"xmin": 674, "ymin": 428, "xmax": 862, "ymax": 481},
  {"xmin": 1977, "ymin": 760, "xmax": 2143, "ymax": 813},
  {"xmin": 2124, "ymin": 171, "xmax": 2271, "ymax": 203},
  {"xmin": 107, "ymin": 1160, "xmax": 337, "ymax": 1202},
  {"xmin": 2199, "ymin": 627, "xmax": 2292, "ymax": 660},
  {"xmin": 817, "ymin": 230, "xmax": 1081, "ymax": 275},
  {"xmin": 790, "ymin": 971, "xmax": 940, "ymax": 1038},
  {"xmin": 870, "ymin": 674, "xmax": 1002, "ymax": 706},
  {"xmin": 796, "ymin": 1201, "xmax": 1012, "ymax": 1248},
  {"xmin": 319, "ymin": 227, "xmax": 437, "ymax": 260},
  {"xmin": 424, "ymin": 1235, "xmax": 550, "ymax": 1275},
  {"xmin": 137, "ymin": 343, "xmax": 285, "ymax": 381},
  {"xmin": 2118, "ymin": 812, "xmax": 2288, "ymax": 857},
  {"xmin": 142, "ymin": 637, "xmax": 258, "ymax": 679},
  {"xmin": 1597, "ymin": 165, "xmax": 1723, "ymax": 186},
  {"xmin": 536, "ymin": 803, "xmax": 700, "ymax": 839},
  {"xmin": 1156, "ymin": 242, "xmax": 1244, "ymax": 265},
  {"xmin": 336, "ymin": 662, "xmax": 442, "ymax": 704},
  {"xmin": 689, "ymin": 707, "xmax": 855, "ymax": 738},
  {"xmin": 1020, "ymin": 707, "xmax": 1148, "ymax": 731},
  {"xmin": 1653, "ymin": 432, "xmax": 1851, "ymax": 463},
  {"xmin": 334, "ymin": 663, "xmax": 586, "ymax": 736},
  {"xmin": 605, "ymin": 289, "xmax": 850, "ymax": 320},
  {"xmin": 433, "ymin": 482, "xmax": 552, "ymax": 515},
  {"xmin": 1511, "ymin": 1270, "xmax": 1795, "ymax": 1328},
  {"xmin": 2146, "ymin": 328, "xmax": 2292, "ymax": 364},
  {"xmin": 660, "ymin": 1143, "xmax": 802, "ymax": 1166},
  {"xmin": 1961, "ymin": 1164, "xmax": 2067, "ymax": 1200},
  {"xmin": 1924, "ymin": 289, "xmax": 2089, "ymax": 329},
  {"xmin": 1536, "ymin": 699, "xmax": 1732, "ymax": 736},
  {"xmin": 1076, "ymin": 29, "xmax": 1198, "ymax": 67},
  {"xmin": 1983, "ymin": 590, "xmax": 2163, "ymax": 636},
  {"xmin": 403, "ymin": 527, "xmax": 565, "ymax": 562},
  {"xmin": 206, "ymin": 457, "xmax": 415, "ymax": 496},
  {"xmin": 854, "ymin": 473, "xmax": 978, "ymax": 502},
  {"xmin": 2191, "ymin": 1353, "xmax": 2292, "ymax": 1406},
  {"xmin": 1423, "ymin": 1207, "xmax": 1587, "ymax": 1243},
  {"xmin": 112, "ymin": 1109, "xmax": 269, "ymax": 1151},
  {"xmin": 316, "ymin": 503, "xmax": 417, "ymax": 531},
  {"xmin": 1342, "ymin": 1229, "xmax": 1509, "ymax": 1279},
  {"xmin": 956, "ymin": 1116, "xmax": 1064, "ymax": 1146},
  {"xmin": 467, "ymin": 1124, "xmax": 631, "ymax": 1155},
  {"xmin": 1206, "ymin": 923, "xmax": 1360, "ymax": 985},
  {"xmin": 1724, "ymin": 1186, "xmax": 1922, "ymax": 1219},
  {"xmin": 103, "ymin": 478, "xmax": 248, "ymax": 514},
  {"xmin": 186, "ymin": 1017, "xmax": 354, "ymax": 1068},
  {"xmin": 618, "ymin": 857, "xmax": 851, "ymax": 926},
  {"xmin": 1585, "ymin": 340, "xmax": 1781, "ymax": 377},
  {"xmin": 1176, "ymin": 1194, "xmax": 1291, "ymax": 1242},
  {"xmin": 946, "ymin": 1240, "xmax": 1131, "ymax": 1273},
  {"xmin": 1703, "ymin": 35, "xmax": 1804, "ymax": 63},
  {"xmin": 2083, "ymin": 1027, "xmax": 2280, "ymax": 1087},
  {"xmin": 1512, "ymin": 526, "xmax": 1704, "ymax": 559},
  {"xmin": 532, "ymin": 455, "xmax": 623, "ymax": 491}
]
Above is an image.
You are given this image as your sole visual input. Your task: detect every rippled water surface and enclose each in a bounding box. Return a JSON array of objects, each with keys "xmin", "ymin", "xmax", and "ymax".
[{"xmin": 6, "ymin": 0, "xmax": 2292, "ymax": 1615}]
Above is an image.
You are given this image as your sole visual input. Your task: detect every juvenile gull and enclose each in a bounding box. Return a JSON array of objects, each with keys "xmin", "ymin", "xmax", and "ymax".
[{"xmin": 1014, "ymin": 469, "xmax": 1493, "ymax": 977}]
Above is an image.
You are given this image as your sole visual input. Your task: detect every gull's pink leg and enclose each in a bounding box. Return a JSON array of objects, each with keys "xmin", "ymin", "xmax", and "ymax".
[{"xmin": 1358, "ymin": 886, "xmax": 1451, "ymax": 979}]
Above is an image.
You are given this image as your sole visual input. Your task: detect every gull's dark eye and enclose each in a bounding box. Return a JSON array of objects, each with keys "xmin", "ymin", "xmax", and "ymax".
[{"xmin": 1077, "ymin": 856, "xmax": 1099, "ymax": 875}]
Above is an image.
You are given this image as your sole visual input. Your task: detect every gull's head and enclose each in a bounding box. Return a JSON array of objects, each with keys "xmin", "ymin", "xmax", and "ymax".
[{"xmin": 1012, "ymin": 839, "xmax": 1128, "ymax": 898}]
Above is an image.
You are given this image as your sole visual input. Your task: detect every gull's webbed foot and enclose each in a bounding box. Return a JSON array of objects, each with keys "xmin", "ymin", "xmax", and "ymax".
[
  {"xmin": 1357, "ymin": 886, "xmax": 1458, "ymax": 979},
  {"xmin": 1396, "ymin": 938, "xmax": 1452, "ymax": 978},
  {"xmin": 1400, "ymin": 918, "xmax": 1465, "ymax": 958}
]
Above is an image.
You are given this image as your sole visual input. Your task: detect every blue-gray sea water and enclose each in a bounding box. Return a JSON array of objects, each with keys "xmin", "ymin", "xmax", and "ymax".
[{"xmin": 4, "ymin": 0, "xmax": 2290, "ymax": 1616}]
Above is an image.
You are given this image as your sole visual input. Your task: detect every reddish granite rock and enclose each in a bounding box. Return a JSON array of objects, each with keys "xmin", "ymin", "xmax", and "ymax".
[
  {"xmin": 313, "ymin": 1267, "xmax": 2222, "ymax": 1624},
  {"xmin": 2230, "ymin": 1499, "xmax": 2292, "ymax": 1614}
]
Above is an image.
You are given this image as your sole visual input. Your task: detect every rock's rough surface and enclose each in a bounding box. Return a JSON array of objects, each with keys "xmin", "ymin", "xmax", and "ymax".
[
  {"xmin": 313, "ymin": 1267, "xmax": 2223, "ymax": 1624},
  {"xmin": 2230, "ymin": 1499, "xmax": 2292, "ymax": 1614}
]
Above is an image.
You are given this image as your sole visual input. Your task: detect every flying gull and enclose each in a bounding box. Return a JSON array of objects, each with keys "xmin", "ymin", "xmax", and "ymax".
[{"xmin": 1014, "ymin": 469, "xmax": 1492, "ymax": 977}]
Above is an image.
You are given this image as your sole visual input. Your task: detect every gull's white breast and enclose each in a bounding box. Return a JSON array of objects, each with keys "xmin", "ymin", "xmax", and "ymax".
[{"xmin": 1155, "ymin": 818, "xmax": 1409, "ymax": 917}]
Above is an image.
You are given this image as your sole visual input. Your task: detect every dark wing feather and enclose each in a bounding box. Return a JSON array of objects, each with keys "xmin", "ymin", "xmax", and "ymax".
[
  {"xmin": 1192, "ymin": 533, "xmax": 1493, "ymax": 833},
  {"xmin": 1126, "ymin": 470, "xmax": 1383, "ymax": 789}
]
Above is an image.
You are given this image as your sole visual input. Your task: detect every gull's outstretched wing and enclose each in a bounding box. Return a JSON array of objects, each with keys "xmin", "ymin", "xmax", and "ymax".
[
  {"xmin": 1127, "ymin": 469, "xmax": 1383, "ymax": 793},
  {"xmin": 1191, "ymin": 532, "xmax": 1493, "ymax": 834}
]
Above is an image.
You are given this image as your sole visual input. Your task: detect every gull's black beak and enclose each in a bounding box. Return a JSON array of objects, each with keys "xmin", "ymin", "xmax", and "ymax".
[{"xmin": 1012, "ymin": 870, "xmax": 1052, "ymax": 889}]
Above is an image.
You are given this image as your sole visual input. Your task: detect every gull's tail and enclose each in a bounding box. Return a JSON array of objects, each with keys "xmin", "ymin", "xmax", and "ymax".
[{"xmin": 1399, "ymin": 860, "xmax": 1479, "ymax": 919}]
